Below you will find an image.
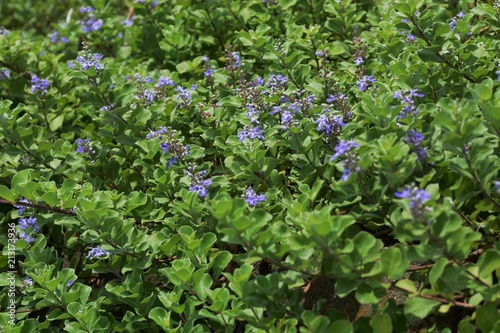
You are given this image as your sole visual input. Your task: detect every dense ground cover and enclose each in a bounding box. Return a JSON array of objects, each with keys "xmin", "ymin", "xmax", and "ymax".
[{"xmin": 1, "ymin": 0, "xmax": 500, "ymax": 332}]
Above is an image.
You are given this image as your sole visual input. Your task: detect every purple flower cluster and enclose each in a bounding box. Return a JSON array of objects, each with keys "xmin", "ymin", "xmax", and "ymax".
[
  {"xmin": 147, "ymin": 126, "xmax": 190, "ymax": 167},
  {"xmin": 29, "ymin": 75, "xmax": 50, "ymax": 95},
  {"xmin": 76, "ymin": 138, "xmax": 94, "ymax": 155},
  {"xmin": 395, "ymin": 185, "xmax": 431, "ymax": 221},
  {"xmin": 330, "ymin": 140, "xmax": 361, "ymax": 181},
  {"xmin": 450, "ymin": 11, "xmax": 465, "ymax": 31},
  {"xmin": 354, "ymin": 57, "xmax": 364, "ymax": 66},
  {"xmin": 393, "ymin": 89, "xmax": 424, "ymax": 119},
  {"xmin": 316, "ymin": 109, "xmax": 346, "ymax": 137},
  {"xmin": 121, "ymin": 17, "xmax": 135, "ymax": 27},
  {"xmin": 357, "ymin": 75, "xmax": 376, "ymax": 91},
  {"xmin": 15, "ymin": 198, "xmax": 30, "ymax": 215},
  {"xmin": 405, "ymin": 129, "xmax": 427, "ymax": 163},
  {"xmin": 175, "ymin": 86, "xmax": 192, "ymax": 108},
  {"xmin": 156, "ymin": 76, "xmax": 176, "ymax": 88},
  {"xmin": 86, "ymin": 246, "xmax": 109, "ymax": 259},
  {"xmin": 267, "ymin": 74, "xmax": 288, "ymax": 92},
  {"xmin": 80, "ymin": 7, "xmax": 103, "ymax": 33},
  {"xmin": 76, "ymin": 46, "xmax": 104, "ymax": 73},
  {"xmin": 242, "ymin": 188, "xmax": 267, "ymax": 206},
  {"xmin": 186, "ymin": 166, "xmax": 212, "ymax": 197},
  {"xmin": 19, "ymin": 216, "xmax": 38, "ymax": 243},
  {"xmin": 50, "ymin": 31, "xmax": 68, "ymax": 43},
  {"xmin": 238, "ymin": 125, "xmax": 266, "ymax": 142},
  {"xmin": 229, "ymin": 51, "xmax": 241, "ymax": 70}
]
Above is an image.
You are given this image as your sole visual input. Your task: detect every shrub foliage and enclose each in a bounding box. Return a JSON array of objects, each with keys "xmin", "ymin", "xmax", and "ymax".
[{"xmin": 1, "ymin": 0, "xmax": 500, "ymax": 332}]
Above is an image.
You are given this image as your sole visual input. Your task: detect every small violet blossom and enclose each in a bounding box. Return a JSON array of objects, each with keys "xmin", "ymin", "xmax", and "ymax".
[
  {"xmin": 238, "ymin": 125, "xmax": 265, "ymax": 142},
  {"xmin": 242, "ymin": 188, "xmax": 267, "ymax": 206},
  {"xmin": 405, "ymin": 129, "xmax": 427, "ymax": 163},
  {"xmin": 76, "ymin": 47, "xmax": 104, "ymax": 72},
  {"xmin": 156, "ymin": 76, "xmax": 176, "ymax": 88},
  {"xmin": 76, "ymin": 138, "xmax": 94, "ymax": 155},
  {"xmin": 395, "ymin": 186, "xmax": 431, "ymax": 221},
  {"xmin": 354, "ymin": 57, "xmax": 364, "ymax": 66},
  {"xmin": 330, "ymin": 140, "xmax": 361, "ymax": 181},
  {"xmin": 394, "ymin": 89, "xmax": 424, "ymax": 119},
  {"xmin": 15, "ymin": 198, "xmax": 30, "ymax": 215},
  {"xmin": 357, "ymin": 75, "xmax": 376, "ymax": 91},
  {"xmin": 186, "ymin": 167, "xmax": 212, "ymax": 197},
  {"xmin": 30, "ymin": 75, "xmax": 50, "ymax": 95},
  {"xmin": 86, "ymin": 246, "xmax": 109, "ymax": 259}
]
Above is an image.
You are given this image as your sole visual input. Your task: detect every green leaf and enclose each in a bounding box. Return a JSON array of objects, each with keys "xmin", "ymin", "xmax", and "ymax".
[
  {"xmin": 380, "ymin": 247, "xmax": 407, "ymax": 280},
  {"xmin": 404, "ymin": 297, "xmax": 440, "ymax": 321},
  {"xmin": 417, "ymin": 47, "xmax": 444, "ymax": 63},
  {"xmin": 148, "ymin": 307, "xmax": 172, "ymax": 330},
  {"xmin": 370, "ymin": 314, "xmax": 393, "ymax": 333},
  {"xmin": 0, "ymin": 185, "xmax": 16, "ymax": 202}
]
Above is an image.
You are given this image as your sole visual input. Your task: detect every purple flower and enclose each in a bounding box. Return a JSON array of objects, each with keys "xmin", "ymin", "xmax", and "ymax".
[
  {"xmin": 146, "ymin": 126, "xmax": 167, "ymax": 140},
  {"xmin": 167, "ymin": 156, "xmax": 178, "ymax": 168},
  {"xmin": 67, "ymin": 280, "xmax": 74, "ymax": 287},
  {"xmin": 67, "ymin": 61, "xmax": 76, "ymax": 69},
  {"xmin": 405, "ymin": 129, "xmax": 427, "ymax": 162},
  {"xmin": 394, "ymin": 89, "xmax": 424, "ymax": 119},
  {"xmin": 330, "ymin": 140, "xmax": 359, "ymax": 161},
  {"xmin": 407, "ymin": 33, "xmax": 416, "ymax": 43},
  {"xmin": 357, "ymin": 75, "xmax": 376, "ymax": 92},
  {"xmin": 61, "ymin": 37, "xmax": 69, "ymax": 43},
  {"xmin": 255, "ymin": 77, "xmax": 264, "ymax": 86},
  {"xmin": 202, "ymin": 55, "xmax": 209, "ymax": 62},
  {"xmin": 495, "ymin": 70, "xmax": 500, "ymax": 80},
  {"xmin": 0, "ymin": 69, "xmax": 11, "ymax": 79},
  {"xmin": 15, "ymin": 198, "xmax": 30, "ymax": 215},
  {"xmin": 267, "ymin": 74, "xmax": 288, "ymax": 92},
  {"xmin": 76, "ymin": 48, "xmax": 104, "ymax": 72},
  {"xmin": 79, "ymin": 6, "xmax": 94, "ymax": 14},
  {"xmin": 395, "ymin": 186, "xmax": 431, "ymax": 221},
  {"xmin": 326, "ymin": 94, "xmax": 336, "ymax": 103},
  {"xmin": 23, "ymin": 277, "xmax": 33, "ymax": 286},
  {"xmin": 29, "ymin": 75, "xmax": 50, "ymax": 95},
  {"xmin": 1, "ymin": 27, "xmax": 8, "ymax": 35},
  {"xmin": 315, "ymin": 50, "xmax": 323, "ymax": 57},
  {"xmin": 450, "ymin": 19, "xmax": 458, "ymax": 31},
  {"xmin": 242, "ymin": 188, "xmax": 267, "ymax": 206},
  {"xmin": 81, "ymin": 18, "xmax": 103, "ymax": 33},
  {"xmin": 121, "ymin": 18, "xmax": 134, "ymax": 27},
  {"xmin": 186, "ymin": 167, "xmax": 212, "ymax": 197},
  {"xmin": 20, "ymin": 232, "xmax": 35, "ymax": 243},
  {"xmin": 229, "ymin": 52, "xmax": 241, "ymax": 69},
  {"xmin": 76, "ymin": 138, "xmax": 94, "ymax": 155},
  {"xmin": 19, "ymin": 216, "xmax": 38, "ymax": 233},
  {"xmin": 143, "ymin": 89, "xmax": 157, "ymax": 105},
  {"xmin": 238, "ymin": 125, "xmax": 265, "ymax": 142},
  {"xmin": 50, "ymin": 31, "xmax": 59, "ymax": 43},
  {"xmin": 402, "ymin": 18, "xmax": 409, "ymax": 23},
  {"xmin": 156, "ymin": 76, "xmax": 175, "ymax": 88},
  {"xmin": 86, "ymin": 246, "xmax": 109, "ymax": 259},
  {"xmin": 316, "ymin": 111, "xmax": 346, "ymax": 137},
  {"xmin": 330, "ymin": 140, "xmax": 361, "ymax": 181},
  {"xmin": 354, "ymin": 57, "xmax": 364, "ymax": 66},
  {"xmin": 204, "ymin": 68, "xmax": 213, "ymax": 77}
]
